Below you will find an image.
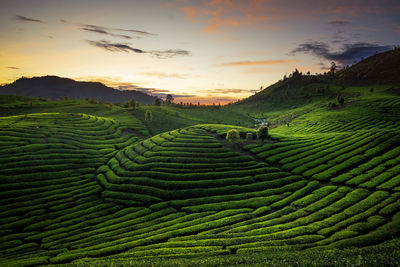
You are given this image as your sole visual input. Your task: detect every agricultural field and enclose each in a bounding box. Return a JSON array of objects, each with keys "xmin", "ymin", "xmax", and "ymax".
[{"xmin": 0, "ymin": 89, "xmax": 400, "ymax": 266}]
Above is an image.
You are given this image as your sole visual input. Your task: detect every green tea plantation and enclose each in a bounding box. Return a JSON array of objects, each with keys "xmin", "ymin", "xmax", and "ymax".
[{"xmin": 0, "ymin": 93, "xmax": 400, "ymax": 266}]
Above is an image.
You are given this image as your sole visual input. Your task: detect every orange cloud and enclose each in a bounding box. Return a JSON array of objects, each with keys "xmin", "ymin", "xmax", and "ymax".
[
  {"xmin": 182, "ymin": 6, "xmax": 198, "ymax": 19},
  {"xmin": 172, "ymin": 0, "xmax": 396, "ymax": 33},
  {"xmin": 178, "ymin": 0, "xmax": 273, "ymax": 33},
  {"xmin": 220, "ymin": 59, "xmax": 300, "ymax": 66}
]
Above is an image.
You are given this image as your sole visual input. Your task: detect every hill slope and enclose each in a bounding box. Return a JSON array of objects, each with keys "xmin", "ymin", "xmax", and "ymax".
[
  {"xmin": 228, "ymin": 48, "xmax": 400, "ymax": 115},
  {"xmin": 337, "ymin": 47, "xmax": 400, "ymax": 84},
  {"xmin": 0, "ymin": 76, "xmax": 157, "ymax": 104},
  {"xmin": 0, "ymin": 108, "xmax": 400, "ymax": 265}
]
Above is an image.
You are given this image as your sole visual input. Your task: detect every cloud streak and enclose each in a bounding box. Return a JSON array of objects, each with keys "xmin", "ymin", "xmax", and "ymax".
[
  {"xmin": 201, "ymin": 88, "xmax": 252, "ymax": 94},
  {"xmin": 16, "ymin": 15, "xmax": 45, "ymax": 24},
  {"xmin": 61, "ymin": 19, "xmax": 157, "ymax": 39},
  {"xmin": 141, "ymin": 72, "xmax": 188, "ymax": 79},
  {"xmin": 328, "ymin": 20, "xmax": 350, "ymax": 27},
  {"xmin": 86, "ymin": 40, "xmax": 145, "ymax": 53},
  {"xmin": 7, "ymin": 66, "xmax": 20, "ymax": 70},
  {"xmin": 220, "ymin": 59, "xmax": 300, "ymax": 67},
  {"xmin": 81, "ymin": 27, "xmax": 132, "ymax": 39},
  {"xmin": 86, "ymin": 39, "xmax": 191, "ymax": 58},
  {"xmin": 291, "ymin": 41, "xmax": 392, "ymax": 65},
  {"xmin": 149, "ymin": 49, "xmax": 191, "ymax": 58}
]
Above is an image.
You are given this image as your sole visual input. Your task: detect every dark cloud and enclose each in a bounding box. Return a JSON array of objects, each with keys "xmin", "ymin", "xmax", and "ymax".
[
  {"xmin": 150, "ymin": 49, "xmax": 191, "ymax": 58},
  {"xmin": 291, "ymin": 41, "xmax": 392, "ymax": 65},
  {"xmin": 328, "ymin": 20, "xmax": 350, "ymax": 27},
  {"xmin": 116, "ymin": 85, "xmax": 174, "ymax": 98},
  {"xmin": 81, "ymin": 27, "xmax": 132, "ymax": 39},
  {"xmin": 16, "ymin": 15, "xmax": 45, "ymax": 24},
  {"xmin": 7, "ymin": 66, "xmax": 20, "ymax": 70},
  {"xmin": 86, "ymin": 40, "xmax": 145, "ymax": 53},
  {"xmin": 61, "ymin": 19, "xmax": 157, "ymax": 38},
  {"xmin": 86, "ymin": 39, "xmax": 191, "ymax": 58},
  {"xmin": 114, "ymin": 28, "xmax": 157, "ymax": 36}
]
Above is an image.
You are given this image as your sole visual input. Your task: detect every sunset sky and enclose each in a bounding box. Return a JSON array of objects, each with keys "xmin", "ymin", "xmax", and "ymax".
[{"xmin": 1, "ymin": 0, "xmax": 399, "ymax": 104}]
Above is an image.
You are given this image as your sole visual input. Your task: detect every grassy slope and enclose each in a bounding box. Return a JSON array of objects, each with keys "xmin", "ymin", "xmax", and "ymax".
[
  {"xmin": 1, "ymin": 80, "xmax": 400, "ymax": 266},
  {"xmin": 0, "ymin": 96, "xmax": 252, "ymax": 135}
]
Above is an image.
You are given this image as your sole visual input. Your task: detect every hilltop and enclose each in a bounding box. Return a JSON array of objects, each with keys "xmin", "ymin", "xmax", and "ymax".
[
  {"xmin": 231, "ymin": 48, "xmax": 400, "ymax": 108},
  {"xmin": 337, "ymin": 47, "xmax": 400, "ymax": 84},
  {"xmin": 0, "ymin": 76, "xmax": 158, "ymax": 104}
]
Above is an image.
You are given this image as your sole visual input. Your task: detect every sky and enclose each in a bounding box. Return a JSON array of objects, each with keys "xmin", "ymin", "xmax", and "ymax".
[{"xmin": 1, "ymin": 0, "xmax": 399, "ymax": 104}]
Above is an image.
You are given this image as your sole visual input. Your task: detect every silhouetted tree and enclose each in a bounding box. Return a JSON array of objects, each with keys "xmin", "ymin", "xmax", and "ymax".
[
  {"xmin": 166, "ymin": 94, "xmax": 174, "ymax": 104},
  {"xmin": 154, "ymin": 98, "xmax": 161, "ymax": 106},
  {"xmin": 292, "ymin": 68, "xmax": 302, "ymax": 78},
  {"xmin": 330, "ymin": 62, "xmax": 337, "ymax": 74},
  {"xmin": 257, "ymin": 126, "xmax": 269, "ymax": 142},
  {"xmin": 226, "ymin": 129, "xmax": 240, "ymax": 143}
]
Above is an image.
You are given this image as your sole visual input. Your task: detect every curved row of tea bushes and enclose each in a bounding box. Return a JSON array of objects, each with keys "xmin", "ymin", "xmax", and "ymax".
[{"xmin": 0, "ymin": 113, "xmax": 141, "ymax": 265}]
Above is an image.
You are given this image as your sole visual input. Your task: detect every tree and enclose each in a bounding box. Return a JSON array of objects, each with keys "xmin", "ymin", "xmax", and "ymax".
[
  {"xmin": 128, "ymin": 99, "xmax": 138, "ymax": 109},
  {"xmin": 330, "ymin": 61, "xmax": 337, "ymax": 74},
  {"xmin": 145, "ymin": 110, "xmax": 152, "ymax": 121},
  {"xmin": 154, "ymin": 98, "xmax": 161, "ymax": 106},
  {"xmin": 226, "ymin": 129, "xmax": 240, "ymax": 143},
  {"xmin": 257, "ymin": 126, "xmax": 269, "ymax": 142},
  {"xmin": 166, "ymin": 94, "xmax": 174, "ymax": 104}
]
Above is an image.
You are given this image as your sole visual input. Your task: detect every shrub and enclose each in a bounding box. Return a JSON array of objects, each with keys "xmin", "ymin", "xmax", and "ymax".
[
  {"xmin": 246, "ymin": 132, "xmax": 254, "ymax": 140},
  {"xmin": 226, "ymin": 130, "xmax": 240, "ymax": 143},
  {"xmin": 145, "ymin": 110, "xmax": 152, "ymax": 121},
  {"xmin": 257, "ymin": 126, "xmax": 269, "ymax": 142}
]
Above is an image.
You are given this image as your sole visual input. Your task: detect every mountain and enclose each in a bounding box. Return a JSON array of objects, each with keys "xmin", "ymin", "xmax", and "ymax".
[{"xmin": 0, "ymin": 75, "xmax": 158, "ymax": 104}]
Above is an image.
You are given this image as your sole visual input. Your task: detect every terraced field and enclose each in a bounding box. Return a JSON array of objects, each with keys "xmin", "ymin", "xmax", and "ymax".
[
  {"xmin": 0, "ymin": 97, "xmax": 400, "ymax": 266},
  {"xmin": 0, "ymin": 113, "xmax": 141, "ymax": 266}
]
